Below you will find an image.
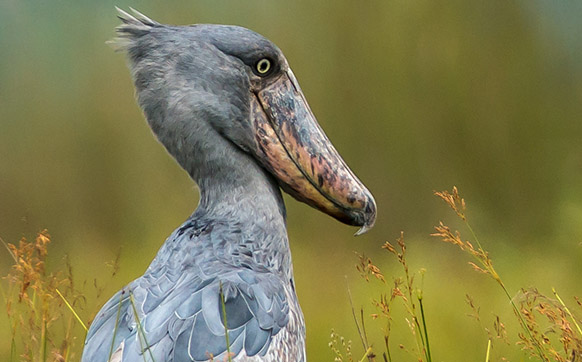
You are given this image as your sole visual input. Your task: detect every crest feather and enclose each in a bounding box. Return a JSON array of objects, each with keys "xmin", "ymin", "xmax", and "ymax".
[{"xmin": 108, "ymin": 7, "xmax": 160, "ymax": 51}]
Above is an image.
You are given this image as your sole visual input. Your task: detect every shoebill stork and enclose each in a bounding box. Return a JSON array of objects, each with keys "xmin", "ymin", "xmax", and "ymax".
[{"xmin": 83, "ymin": 9, "xmax": 376, "ymax": 362}]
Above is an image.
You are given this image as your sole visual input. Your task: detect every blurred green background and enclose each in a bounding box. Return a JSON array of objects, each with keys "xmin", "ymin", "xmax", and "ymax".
[{"xmin": 1, "ymin": 0, "xmax": 581, "ymax": 360}]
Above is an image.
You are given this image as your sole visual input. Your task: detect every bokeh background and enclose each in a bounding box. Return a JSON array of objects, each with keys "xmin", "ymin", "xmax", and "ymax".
[{"xmin": 1, "ymin": 1, "xmax": 581, "ymax": 360}]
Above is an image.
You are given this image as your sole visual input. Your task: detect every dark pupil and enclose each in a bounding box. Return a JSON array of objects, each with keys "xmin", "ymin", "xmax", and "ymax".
[{"xmin": 259, "ymin": 61, "xmax": 268, "ymax": 72}]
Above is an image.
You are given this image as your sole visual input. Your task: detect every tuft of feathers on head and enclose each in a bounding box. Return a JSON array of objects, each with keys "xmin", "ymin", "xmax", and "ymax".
[{"xmin": 108, "ymin": 7, "xmax": 160, "ymax": 51}]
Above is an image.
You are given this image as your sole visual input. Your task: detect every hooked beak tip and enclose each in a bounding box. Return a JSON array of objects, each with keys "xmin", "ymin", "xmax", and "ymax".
[
  {"xmin": 354, "ymin": 225, "xmax": 372, "ymax": 237},
  {"xmin": 353, "ymin": 194, "xmax": 377, "ymax": 236}
]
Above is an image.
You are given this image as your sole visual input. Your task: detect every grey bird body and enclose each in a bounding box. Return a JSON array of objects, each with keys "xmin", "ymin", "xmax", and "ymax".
[{"xmin": 83, "ymin": 9, "xmax": 375, "ymax": 361}]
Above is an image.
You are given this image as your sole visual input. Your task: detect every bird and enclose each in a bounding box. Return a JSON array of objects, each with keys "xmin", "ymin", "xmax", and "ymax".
[{"xmin": 82, "ymin": 8, "xmax": 376, "ymax": 362}]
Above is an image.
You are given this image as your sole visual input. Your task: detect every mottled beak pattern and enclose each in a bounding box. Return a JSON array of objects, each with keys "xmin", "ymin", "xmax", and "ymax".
[{"xmin": 252, "ymin": 70, "xmax": 376, "ymax": 235}]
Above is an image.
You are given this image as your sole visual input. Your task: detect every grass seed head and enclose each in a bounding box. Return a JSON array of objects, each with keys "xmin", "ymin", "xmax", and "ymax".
[
  {"xmin": 356, "ymin": 253, "xmax": 386, "ymax": 284},
  {"xmin": 434, "ymin": 186, "xmax": 466, "ymax": 221},
  {"xmin": 2, "ymin": 230, "xmax": 88, "ymax": 361}
]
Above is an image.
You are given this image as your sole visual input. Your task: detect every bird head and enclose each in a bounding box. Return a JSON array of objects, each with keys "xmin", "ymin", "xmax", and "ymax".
[{"xmin": 112, "ymin": 9, "xmax": 376, "ymax": 235}]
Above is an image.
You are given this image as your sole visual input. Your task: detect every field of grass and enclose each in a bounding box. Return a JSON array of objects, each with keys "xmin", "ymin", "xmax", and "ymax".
[
  {"xmin": 2, "ymin": 188, "xmax": 581, "ymax": 361},
  {"xmin": 334, "ymin": 188, "xmax": 582, "ymax": 362}
]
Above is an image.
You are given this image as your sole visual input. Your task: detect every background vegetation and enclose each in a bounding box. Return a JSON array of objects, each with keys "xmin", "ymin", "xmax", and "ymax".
[{"xmin": 1, "ymin": 0, "xmax": 581, "ymax": 360}]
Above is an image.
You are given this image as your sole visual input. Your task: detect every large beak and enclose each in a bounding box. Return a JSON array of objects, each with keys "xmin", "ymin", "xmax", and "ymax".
[{"xmin": 251, "ymin": 70, "xmax": 376, "ymax": 235}]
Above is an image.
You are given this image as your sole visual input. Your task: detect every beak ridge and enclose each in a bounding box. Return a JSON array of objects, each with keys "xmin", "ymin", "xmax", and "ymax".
[{"xmin": 252, "ymin": 70, "xmax": 377, "ymax": 234}]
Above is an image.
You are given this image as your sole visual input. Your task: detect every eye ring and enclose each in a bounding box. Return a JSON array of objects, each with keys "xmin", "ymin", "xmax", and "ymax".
[{"xmin": 255, "ymin": 58, "xmax": 272, "ymax": 76}]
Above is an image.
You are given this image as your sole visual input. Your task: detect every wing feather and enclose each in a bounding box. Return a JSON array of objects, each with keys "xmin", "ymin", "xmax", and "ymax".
[{"xmin": 83, "ymin": 268, "xmax": 289, "ymax": 361}]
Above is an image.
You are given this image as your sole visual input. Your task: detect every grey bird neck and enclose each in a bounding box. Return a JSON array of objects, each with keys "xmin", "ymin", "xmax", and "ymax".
[
  {"xmin": 193, "ymin": 139, "xmax": 293, "ymax": 277},
  {"xmin": 193, "ymin": 135, "xmax": 289, "ymax": 243},
  {"xmin": 148, "ymin": 107, "xmax": 292, "ymax": 277},
  {"xmin": 192, "ymin": 128, "xmax": 286, "ymax": 227}
]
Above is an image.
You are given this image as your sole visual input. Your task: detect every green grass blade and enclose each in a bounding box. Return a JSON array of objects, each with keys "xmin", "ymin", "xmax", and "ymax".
[
  {"xmin": 552, "ymin": 287, "xmax": 582, "ymax": 337},
  {"xmin": 40, "ymin": 317, "xmax": 47, "ymax": 362},
  {"xmin": 108, "ymin": 292, "xmax": 125, "ymax": 361},
  {"xmin": 418, "ymin": 295, "xmax": 432, "ymax": 362},
  {"xmin": 219, "ymin": 282, "xmax": 233, "ymax": 362},
  {"xmin": 56, "ymin": 288, "xmax": 88, "ymax": 333},
  {"xmin": 384, "ymin": 336, "xmax": 392, "ymax": 362},
  {"xmin": 129, "ymin": 292, "xmax": 156, "ymax": 362},
  {"xmin": 359, "ymin": 346, "xmax": 373, "ymax": 362}
]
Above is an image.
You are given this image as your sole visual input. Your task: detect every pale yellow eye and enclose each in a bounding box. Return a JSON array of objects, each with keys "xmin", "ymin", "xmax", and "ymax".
[{"xmin": 256, "ymin": 58, "xmax": 271, "ymax": 75}]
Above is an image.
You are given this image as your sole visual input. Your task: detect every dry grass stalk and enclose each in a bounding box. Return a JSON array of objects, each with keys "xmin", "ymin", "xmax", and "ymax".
[
  {"xmin": 340, "ymin": 232, "xmax": 432, "ymax": 362},
  {"xmin": 331, "ymin": 279, "xmax": 376, "ymax": 362},
  {"xmin": 356, "ymin": 253, "xmax": 386, "ymax": 284},
  {"xmin": 465, "ymin": 294, "xmax": 510, "ymax": 360},
  {"xmin": 434, "ymin": 186, "xmax": 466, "ymax": 221},
  {"xmin": 515, "ymin": 288, "xmax": 582, "ymax": 361},
  {"xmin": 2, "ymin": 231, "xmax": 86, "ymax": 362},
  {"xmin": 333, "ymin": 186, "xmax": 579, "ymax": 362},
  {"xmin": 433, "ymin": 187, "xmax": 582, "ymax": 362}
]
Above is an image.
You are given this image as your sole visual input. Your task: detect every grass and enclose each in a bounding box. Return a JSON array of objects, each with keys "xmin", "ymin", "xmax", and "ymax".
[
  {"xmin": 1, "ymin": 231, "xmax": 87, "ymax": 362},
  {"xmin": 108, "ymin": 291, "xmax": 125, "ymax": 362},
  {"xmin": 128, "ymin": 292, "xmax": 155, "ymax": 362},
  {"xmin": 2, "ymin": 187, "xmax": 581, "ymax": 361},
  {"xmin": 331, "ymin": 187, "xmax": 582, "ymax": 362},
  {"xmin": 216, "ymin": 282, "xmax": 234, "ymax": 362}
]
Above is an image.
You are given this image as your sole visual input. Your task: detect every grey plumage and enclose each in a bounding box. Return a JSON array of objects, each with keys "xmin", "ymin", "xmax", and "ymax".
[
  {"xmin": 84, "ymin": 218, "xmax": 304, "ymax": 361},
  {"xmin": 83, "ymin": 8, "xmax": 375, "ymax": 362}
]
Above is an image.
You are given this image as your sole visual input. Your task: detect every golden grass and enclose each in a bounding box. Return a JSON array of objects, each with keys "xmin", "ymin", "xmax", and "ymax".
[
  {"xmin": 1, "ymin": 231, "xmax": 86, "ymax": 362},
  {"xmin": 2, "ymin": 187, "xmax": 580, "ymax": 361},
  {"xmin": 434, "ymin": 187, "xmax": 582, "ymax": 361},
  {"xmin": 332, "ymin": 187, "xmax": 582, "ymax": 362},
  {"xmin": 347, "ymin": 232, "xmax": 432, "ymax": 362}
]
